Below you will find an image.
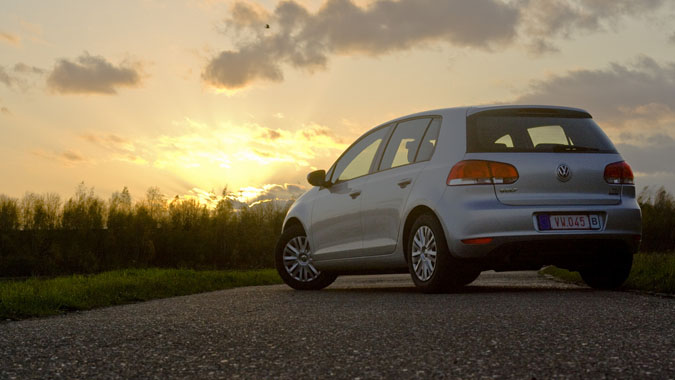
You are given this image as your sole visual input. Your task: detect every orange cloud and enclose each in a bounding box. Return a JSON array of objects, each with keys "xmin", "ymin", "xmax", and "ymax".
[
  {"xmin": 0, "ymin": 31, "xmax": 20, "ymax": 46},
  {"xmin": 33, "ymin": 149, "xmax": 91, "ymax": 167}
]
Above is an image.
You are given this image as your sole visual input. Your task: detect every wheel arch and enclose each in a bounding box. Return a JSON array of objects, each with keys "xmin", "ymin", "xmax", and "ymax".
[
  {"xmin": 402, "ymin": 205, "xmax": 444, "ymax": 263},
  {"xmin": 283, "ymin": 217, "xmax": 306, "ymax": 234}
]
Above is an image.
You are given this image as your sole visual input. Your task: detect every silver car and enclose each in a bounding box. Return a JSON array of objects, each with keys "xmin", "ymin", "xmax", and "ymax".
[{"xmin": 275, "ymin": 105, "xmax": 641, "ymax": 292}]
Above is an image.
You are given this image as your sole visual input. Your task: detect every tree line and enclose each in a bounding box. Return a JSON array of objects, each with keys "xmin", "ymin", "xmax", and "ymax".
[
  {"xmin": 0, "ymin": 184, "xmax": 287, "ymax": 276},
  {"xmin": 0, "ymin": 184, "xmax": 673, "ymax": 277},
  {"xmin": 637, "ymin": 186, "xmax": 675, "ymax": 252}
]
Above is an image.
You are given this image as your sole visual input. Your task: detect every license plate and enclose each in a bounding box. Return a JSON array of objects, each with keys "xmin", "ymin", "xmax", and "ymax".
[{"xmin": 537, "ymin": 214, "xmax": 601, "ymax": 230}]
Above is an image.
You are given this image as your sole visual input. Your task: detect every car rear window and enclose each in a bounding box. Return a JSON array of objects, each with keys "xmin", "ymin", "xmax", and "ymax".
[{"xmin": 466, "ymin": 115, "xmax": 617, "ymax": 153}]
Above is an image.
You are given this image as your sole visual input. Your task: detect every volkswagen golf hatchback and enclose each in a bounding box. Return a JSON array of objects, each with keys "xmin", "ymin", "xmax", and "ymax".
[{"xmin": 275, "ymin": 105, "xmax": 641, "ymax": 292}]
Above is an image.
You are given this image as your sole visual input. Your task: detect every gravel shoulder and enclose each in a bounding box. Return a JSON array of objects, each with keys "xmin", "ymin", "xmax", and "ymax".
[{"xmin": 1, "ymin": 271, "xmax": 673, "ymax": 379}]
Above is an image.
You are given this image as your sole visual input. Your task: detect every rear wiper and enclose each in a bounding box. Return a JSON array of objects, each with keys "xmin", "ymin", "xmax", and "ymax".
[{"xmin": 551, "ymin": 145, "xmax": 600, "ymax": 152}]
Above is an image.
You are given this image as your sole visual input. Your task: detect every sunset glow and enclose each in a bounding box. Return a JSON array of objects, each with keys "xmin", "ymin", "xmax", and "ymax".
[{"xmin": 1, "ymin": 0, "xmax": 674, "ymax": 203}]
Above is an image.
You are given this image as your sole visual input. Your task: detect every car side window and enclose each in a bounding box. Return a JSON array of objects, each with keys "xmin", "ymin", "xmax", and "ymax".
[
  {"xmin": 379, "ymin": 118, "xmax": 431, "ymax": 170},
  {"xmin": 494, "ymin": 134, "xmax": 514, "ymax": 148},
  {"xmin": 332, "ymin": 126, "xmax": 390, "ymax": 183},
  {"xmin": 415, "ymin": 117, "xmax": 441, "ymax": 162},
  {"xmin": 528, "ymin": 125, "xmax": 570, "ymax": 148}
]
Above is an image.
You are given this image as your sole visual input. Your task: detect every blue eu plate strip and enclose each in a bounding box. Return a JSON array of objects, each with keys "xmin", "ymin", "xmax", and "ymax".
[{"xmin": 538, "ymin": 214, "xmax": 551, "ymax": 230}]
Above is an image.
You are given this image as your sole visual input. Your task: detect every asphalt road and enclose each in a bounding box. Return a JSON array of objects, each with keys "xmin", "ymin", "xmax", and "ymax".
[{"xmin": 1, "ymin": 271, "xmax": 673, "ymax": 379}]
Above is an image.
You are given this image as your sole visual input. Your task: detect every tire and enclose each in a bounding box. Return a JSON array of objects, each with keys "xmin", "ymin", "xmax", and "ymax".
[
  {"xmin": 455, "ymin": 269, "xmax": 481, "ymax": 287},
  {"xmin": 407, "ymin": 213, "xmax": 469, "ymax": 293},
  {"xmin": 275, "ymin": 224, "xmax": 337, "ymax": 290},
  {"xmin": 580, "ymin": 248, "xmax": 633, "ymax": 290}
]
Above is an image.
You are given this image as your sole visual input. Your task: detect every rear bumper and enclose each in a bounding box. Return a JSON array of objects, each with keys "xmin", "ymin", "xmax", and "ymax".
[{"xmin": 435, "ymin": 185, "xmax": 641, "ymax": 264}]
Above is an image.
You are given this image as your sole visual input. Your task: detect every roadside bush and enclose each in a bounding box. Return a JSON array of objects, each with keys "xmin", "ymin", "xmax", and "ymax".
[
  {"xmin": 0, "ymin": 195, "xmax": 20, "ymax": 231},
  {"xmin": 0, "ymin": 196, "xmax": 21, "ymax": 275},
  {"xmin": 0, "ymin": 184, "xmax": 290, "ymax": 276},
  {"xmin": 5, "ymin": 182, "xmax": 669, "ymax": 277},
  {"xmin": 16, "ymin": 193, "xmax": 62, "ymax": 275},
  {"xmin": 638, "ymin": 186, "xmax": 675, "ymax": 252}
]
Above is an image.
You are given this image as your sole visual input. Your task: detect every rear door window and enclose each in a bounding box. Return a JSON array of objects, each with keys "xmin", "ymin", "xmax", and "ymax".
[
  {"xmin": 415, "ymin": 117, "xmax": 441, "ymax": 162},
  {"xmin": 379, "ymin": 118, "xmax": 431, "ymax": 170}
]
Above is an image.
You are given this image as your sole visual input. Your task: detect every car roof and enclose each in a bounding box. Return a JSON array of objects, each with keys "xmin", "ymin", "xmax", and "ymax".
[
  {"xmin": 382, "ymin": 104, "xmax": 591, "ymax": 122},
  {"xmin": 364, "ymin": 104, "xmax": 592, "ymax": 135}
]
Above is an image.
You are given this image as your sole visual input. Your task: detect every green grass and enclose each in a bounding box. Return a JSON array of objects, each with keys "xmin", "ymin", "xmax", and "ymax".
[
  {"xmin": 540, "ymin": 252, "xmax": 675, "ymax": 294},
  {"xmin": 0, "ymin": 268, "xmax": 282, "ymax": 320},
  {"xmin": 539, "ymin": 266, "xmax": 584, "ymax": 284}
]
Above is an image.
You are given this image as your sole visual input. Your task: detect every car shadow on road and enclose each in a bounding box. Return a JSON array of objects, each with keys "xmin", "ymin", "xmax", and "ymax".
[{"xmin": 321, "ymin": 285, "xmax": 593, "ymax": 295}]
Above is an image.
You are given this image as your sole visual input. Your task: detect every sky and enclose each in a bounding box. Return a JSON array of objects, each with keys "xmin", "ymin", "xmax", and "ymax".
[{"xmin": 1, "ymin": 0, "xmax": 674, "ymax": 205}]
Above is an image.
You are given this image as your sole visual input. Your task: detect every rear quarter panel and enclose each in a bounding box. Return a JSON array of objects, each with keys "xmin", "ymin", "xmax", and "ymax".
[{"xmin": 398, "ymin": 108, "xmax": 470, "ymax": 256}]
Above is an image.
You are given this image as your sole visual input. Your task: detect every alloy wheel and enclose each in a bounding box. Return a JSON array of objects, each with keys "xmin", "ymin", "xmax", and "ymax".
[
  {"xmin": 411, "ymin": 226, "xmax": 437, "ymax": 281},
  {"xmin": 283, "ymin": 236, "xmax": 320, "ymax": 282}
]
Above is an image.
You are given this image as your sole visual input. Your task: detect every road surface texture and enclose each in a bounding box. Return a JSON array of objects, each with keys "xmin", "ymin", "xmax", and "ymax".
[{"xmin": 1, "ymin": 271, "xmax": 673, "ymax": 379}]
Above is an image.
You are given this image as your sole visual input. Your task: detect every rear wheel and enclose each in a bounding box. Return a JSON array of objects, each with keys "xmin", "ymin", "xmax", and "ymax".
[
  {"xmin": 275, "ymin": 225, "xmax": 337, "ymax": 290},
  {"xmin": 580, "ymin": 248, "xmax": 633, "ymax": 290},
  {"xmin": 455, "ymin": 268, "xmax": 481, "ymax": 287},
  {"xmin": 407, "ymin": 213, "xmax": 470, "ymax": 293}
]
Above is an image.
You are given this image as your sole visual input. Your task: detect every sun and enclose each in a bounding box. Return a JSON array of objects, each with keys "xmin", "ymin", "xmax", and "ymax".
[{"xmin": 235, "ymin": 186, "xmax": 265, "ymax": 203}]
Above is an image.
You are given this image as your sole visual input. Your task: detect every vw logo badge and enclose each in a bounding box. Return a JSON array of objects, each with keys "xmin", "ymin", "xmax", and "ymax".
[{"xmin": 556, "ymin": 163, "xmax": 571, "ymax": 182}]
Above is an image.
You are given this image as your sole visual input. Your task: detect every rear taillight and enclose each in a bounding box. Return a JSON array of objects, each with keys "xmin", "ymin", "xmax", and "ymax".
[
  {"xmin": 604, "ymin": 161, "xmax": 634, "ymax": 184},
  {"xmin": 447, "ymin": 160, "xmax": 519, "ymax": 186}
]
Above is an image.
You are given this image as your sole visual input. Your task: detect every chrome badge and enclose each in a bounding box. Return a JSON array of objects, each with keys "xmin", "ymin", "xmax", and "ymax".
[{"xmin": 556, "ymin": 163, "xmax": 571, "ymax": 182}]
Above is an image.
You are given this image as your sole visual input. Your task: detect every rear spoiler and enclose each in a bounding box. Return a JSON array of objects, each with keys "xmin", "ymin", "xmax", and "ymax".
[{"xmin": 467, "ymin": 107, "xmax": 592, "ymax": 119}]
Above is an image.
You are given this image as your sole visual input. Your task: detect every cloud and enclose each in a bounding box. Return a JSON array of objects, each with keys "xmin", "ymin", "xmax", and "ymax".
[
  {"xmin": 81, "ymin": 133, "xmax": 134, "ymax": 151},
  {"xmin": 80, "ymin": 132, "xmax": 144, "ymax": 165},
  {"xmin": 61, "ymin": 150, "xmax": 86, "ymax": 162},
  {"xmin": 203, "ymin": 0, "xmax": 520, "ymax": 89},
  {"xmin": 47, "ymin": 52, "xmax": 142, "ymax": 95},
  {"xmin": 519, "ymin": 0, "xmax": 665, "ymax": 53},
  {"xmin": 260, "ymin": 128, "xmax": 282, "ymax": 140},
  {"xmin": 172, "ymin": 182, "xmax": 307, "ymax": 209},
  {"xmin": 0, "ymin": 31, "xmax": 20, "ymax": 46},
  {"xmin": 247, "ymin": 123, "xmax": 347, "ymax": 165},
  {"xmin": 514, "ymin": 55, "xmax": 675, "ymax": 128},
  {"xmin": 80, "ymin": 118, "xmax": 346, "ymax": 173},
  {"xmin": 203, "ymin": 0, "xmax": 672, "ymax": 88},
  {"xmin": 13, "ymin": 63, "xmax": 45, "ymax": 75},
  {"xmin": 616, "ymin": 137, "xmax": 675, "ymax": 194},
  {"xmin": 33, "ymin": 149, "xmax": 91, "ymax": 167},
  {"xmin": 246, "ymin": 183, "xmax": 307, "ymax": 206},
  {"xmin": 1, "ymin": 106, "xmax": 10, "ymax": 115},
  {"xmin": 0, "ymin": 63, "xmax": 45, "ymax": 90},
  {"xmin": 0, "ymin": 67, "xmax": 15, "ymax": 88},
  {"xmin": 616, "ymin": 134, "xmax": 675, "ymax": 175}
]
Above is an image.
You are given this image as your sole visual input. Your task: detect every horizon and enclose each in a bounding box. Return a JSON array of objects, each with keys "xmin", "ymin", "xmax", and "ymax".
[{"xmin": 2, "ymin": 0, "xmax": 675, "ymax": 200}]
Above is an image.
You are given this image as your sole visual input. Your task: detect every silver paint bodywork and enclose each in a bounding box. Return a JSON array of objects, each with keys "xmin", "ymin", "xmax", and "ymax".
[{"xmin": 281, "ymin": 105, "xmax": 642, "ymax": 273}]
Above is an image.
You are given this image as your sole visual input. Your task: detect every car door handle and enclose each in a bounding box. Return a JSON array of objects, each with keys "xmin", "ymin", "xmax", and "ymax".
[
  {"xmin": 349, "ymin": 191, "xmax": 361, "ymax": 199},
  {"xmin": 397, "ymin": 178, "xmax": 412, "ymax": 188}
]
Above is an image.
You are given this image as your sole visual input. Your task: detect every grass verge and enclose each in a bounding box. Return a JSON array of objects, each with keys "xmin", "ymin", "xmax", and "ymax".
[
  {"xmin": 0, "ymin": 268, "xmax": 282, "ymax": 320},
  {"xmin": 540, "ymin": 252, "xmax": 675, "ymax": 294}
]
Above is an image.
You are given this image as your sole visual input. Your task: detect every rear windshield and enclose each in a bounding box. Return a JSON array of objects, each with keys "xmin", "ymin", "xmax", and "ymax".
[{"xmin": 466, "ymin": 115, "xmax": 617, "ymax": 153}]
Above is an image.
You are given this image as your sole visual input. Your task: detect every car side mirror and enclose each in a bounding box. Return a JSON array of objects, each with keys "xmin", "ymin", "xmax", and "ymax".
[{"xmin": 307, "ymin": 169, "xmax": 329, "ymax": 187}]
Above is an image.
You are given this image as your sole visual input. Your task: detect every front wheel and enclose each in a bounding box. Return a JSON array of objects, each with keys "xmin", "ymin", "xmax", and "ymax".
[{"xmin": 275, "ymin": 225, "xmax": 337, "ymax": 290}]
